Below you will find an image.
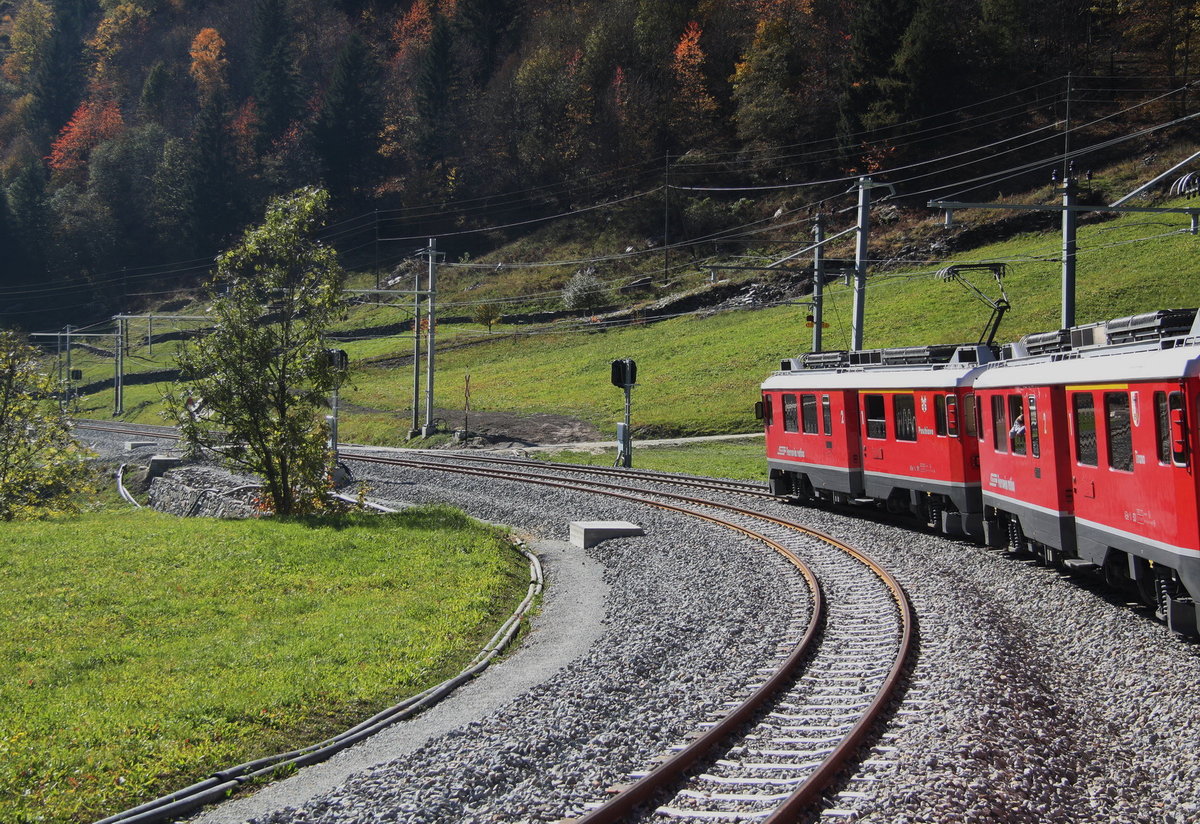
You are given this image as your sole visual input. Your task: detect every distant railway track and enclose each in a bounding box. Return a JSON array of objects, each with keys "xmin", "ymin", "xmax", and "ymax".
[{"xmin": 77, "ymin": 418, "xmax": 914, "ymax": 822}]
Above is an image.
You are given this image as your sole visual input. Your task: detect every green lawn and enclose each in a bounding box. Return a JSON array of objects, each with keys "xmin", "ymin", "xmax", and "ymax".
[
  {"xmin": 537, "ymin": 438, "xmax": 769, "ymax": 481},
  {"xmin": 0, "ymin": 507, "xmax": 527, "ymax": 824}
]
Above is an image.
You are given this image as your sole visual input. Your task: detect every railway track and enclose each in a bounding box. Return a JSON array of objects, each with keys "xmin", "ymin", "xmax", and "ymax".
[
  {"xmin": 346, "ymin": 452, "xmax": 914, "ymax": 823},
  {"xmin": 77, "ymin": 419, "xmax": 914, "ymax": 822}
]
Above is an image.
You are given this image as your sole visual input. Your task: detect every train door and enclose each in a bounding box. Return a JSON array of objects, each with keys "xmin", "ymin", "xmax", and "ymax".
[{"xmin": 1068, "ymin": 384, "xmax": 1196, "ymax": 566}]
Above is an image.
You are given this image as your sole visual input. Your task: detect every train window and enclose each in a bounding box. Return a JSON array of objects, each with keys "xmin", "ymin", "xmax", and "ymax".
[
  {"xmin": 1105, "ymin": 392, "xmax": 1133, "ymax": 472},
  {"xmin": 1028, "ymin": 396, "xmax": 1040, "ymax": 458},
  {"xmin": 801, "ymin": 394, "xmax": 819, "ymax": 434},
  {"xmin": 1008, "ymin": 394, "xmax": 1026, "ymax": 455},
  {"xmin": 1170, "ymin": 391, "xmax": 1188, "ymax": 465},
  {"xmin": 1150, "ymin": 391, "xmax": 1192, "ymax": 466},
  {"xmin": 946, "ymin": 395, "xmax": 959, "ymax": 437},
  {"xmin": 1155, "ymin": 392, "xmax": 1170, "ymax": 463},
  {"xmin": 783, "ymin": 394, "xmax": 799, "ymax": 433},
  {"xmin": 1073, "ymin": 393, "xmax": 1097, "ymax": 466},
  {"xmin": 821, "ymin": 395, "xmax": 832, "ymax": 435},
  {"xmin": 964, "ymin": 394, "xmax": 980, "ymax": 439},
  {"xmin": 894, "ymin": 394, "xmax": 917, "ymax": 442},
  {"xmin": 865, "ymin": 394, "xmax": 887, "ymax": 439},
  {"xmin": 934, "ymin": 395, "xmax": 947, "ymax": 436},
  {"xmin": 991, "ymin": 395, "xmax": 1007, "ymax": 453}
]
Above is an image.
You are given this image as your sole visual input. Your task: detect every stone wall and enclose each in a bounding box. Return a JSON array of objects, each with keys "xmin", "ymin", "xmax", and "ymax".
[{"xmin": 148, "ymin": 466, "xmax": 261, "ymax": 518}]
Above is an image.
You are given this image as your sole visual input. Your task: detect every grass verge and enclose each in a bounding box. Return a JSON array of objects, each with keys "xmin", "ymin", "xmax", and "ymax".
[
  {"xmin": 0, "ymin": 507, "xmax": 527, "ymax": 824},
  {"xmin": 536, "ymin": 437, "xmax": 768, "ymax": 481}
]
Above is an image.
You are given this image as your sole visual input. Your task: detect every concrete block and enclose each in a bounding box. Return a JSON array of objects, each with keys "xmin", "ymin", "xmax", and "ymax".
[
  {"xmin": 569, "ymin": 520, "xmax": 644, "ymax": 549},
  {"xmin": 125, "ymin": 441, "xmax": 156, "ymax": 451},
  {"xmin": 146, "ymin": 455, "xmax": 183, "ymax": 478}
]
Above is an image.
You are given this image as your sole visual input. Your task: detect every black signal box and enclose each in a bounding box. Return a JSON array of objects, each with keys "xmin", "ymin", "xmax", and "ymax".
[{"xmin": 610, "ymin": 358, "xmax": 637, "ymax": 388}]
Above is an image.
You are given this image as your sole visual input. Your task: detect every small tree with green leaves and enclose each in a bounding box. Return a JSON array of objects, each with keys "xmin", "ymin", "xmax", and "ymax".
[
  {"xmin": 471, "ymin": 301, "xmax": 503, "ymax": 332},
  {"xmin": 0, "ymin": 330, "xmax": 92, "ymax": 520},
  {"xmin": 168, "ymin": 187, "xmax": 347, "ymax": 515}
]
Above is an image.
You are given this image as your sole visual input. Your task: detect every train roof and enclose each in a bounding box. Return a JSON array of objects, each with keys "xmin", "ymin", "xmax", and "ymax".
[
  {"xmin": 977, "ymin": 307, "xmax": 1200, "ymax": 388},
  {"xmin": 762, "ymin": 343, "xmax": 994, "ymax": 391},
  {"xmin": 974, "ymin": 338, "xmax": 1200, "ymax": 387}
]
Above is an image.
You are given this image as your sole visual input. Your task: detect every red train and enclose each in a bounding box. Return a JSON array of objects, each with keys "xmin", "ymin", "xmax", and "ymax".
[{"xmin": 760, "ymin": 308, "xmax": 1200, "ymax": 635}]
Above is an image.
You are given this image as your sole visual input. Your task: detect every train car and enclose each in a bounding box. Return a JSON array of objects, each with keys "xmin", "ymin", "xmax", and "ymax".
[
  {"xmin": 760, "ymin": 343, "xmax": 996, "ymax": 539},
  {"xmin": 976, "ymin": 309, "xmax": 1200, "ymax": 633}
]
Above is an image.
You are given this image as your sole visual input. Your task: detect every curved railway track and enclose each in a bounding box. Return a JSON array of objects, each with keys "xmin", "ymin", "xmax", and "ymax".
[
  {"xmin": 76, "ymin": 420, "xmax": 915, "ymax": 822},
  {"xmin": 348, "ymin": 453, "xmax": 914, "ymax": 823}
]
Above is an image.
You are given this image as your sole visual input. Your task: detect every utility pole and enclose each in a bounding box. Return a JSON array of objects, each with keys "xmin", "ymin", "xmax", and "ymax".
[
  {"xmin": 812, "ymin": 214, "xmax": 826, "ymax": 353},
  {"xmin": 114, "ymin": 318, "xmax": 124, "ymax": 416},
  {"xmin": 1063, "ymin": 74, "xmax": 1072, "ymax": 182},
  {"xmin": 663, "ymin": 154, "xmax": 670, "ymax": 283},
  {"xmin": 64, "ymin": 325, "xmax": 73, "ymax": 409},
  {"xmin": 421, "ymin": 237, "xmax": 438, "ymax": 438},
  {"xmin": 851, "ymin": 178, "xmax": 872, "ymax": 351},
  {"xmin": 1061, "ymin": 173, "xmax": 1078, "ymax": 329},
  {"xmin": 410, "ymin": 260, "xmax": 422, "ymax": 439}
]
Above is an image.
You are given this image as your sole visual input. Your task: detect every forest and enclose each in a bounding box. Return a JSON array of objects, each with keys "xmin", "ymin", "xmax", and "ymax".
[{"xmin": 0, "ymin": 0, "xmax": 1197, "ymax": 328}]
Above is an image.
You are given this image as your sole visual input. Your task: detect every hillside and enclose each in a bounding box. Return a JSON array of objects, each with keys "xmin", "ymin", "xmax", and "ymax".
[
  {"xmin": 61, "ymin": 138, "xmax": 1200, "ymax": 446},
  {"xmin": 3, "ymin": 0, "xmax": 1200, "ymax": 331}
]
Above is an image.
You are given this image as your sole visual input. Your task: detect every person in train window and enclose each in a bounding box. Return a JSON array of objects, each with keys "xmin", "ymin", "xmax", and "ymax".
[{"xmin": 1009, "ymin": 413, "xmax": 1026, "ymax": 454}]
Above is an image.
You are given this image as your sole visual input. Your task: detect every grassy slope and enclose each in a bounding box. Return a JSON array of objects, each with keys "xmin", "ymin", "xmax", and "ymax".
[
  {"xmin": 0, "ymin": 507, "xmax": 526, "ymax": 824},
  {"xmin": 71, "ymin": 193, "xmax": 1200, "ymax": 444}
]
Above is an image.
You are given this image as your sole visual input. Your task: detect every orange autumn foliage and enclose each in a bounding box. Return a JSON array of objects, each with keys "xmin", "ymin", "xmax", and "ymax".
[
  {"xmin": 672, "ymin": 21, "xmax": 717, "ymax": 118},
  {"xmin": 390, "ymin": 0, "xmax": 434, "ymax": 66},
  {"xmin": 46, "ymin": 98, "xmax": 125, "ymax": 174},
  {"xmin": 189, "ymin": 27, "xmax": 228, "ymax": 101}
]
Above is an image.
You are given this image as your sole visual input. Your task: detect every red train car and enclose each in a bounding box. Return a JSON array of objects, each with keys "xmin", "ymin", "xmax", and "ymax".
[
  {"xmin": 760, "ymin": 343, "xmax": 996, "ymax": 538},
  {"xmin": 976, "ymin": 310, "xmax": 1200, "ymax": 632}
]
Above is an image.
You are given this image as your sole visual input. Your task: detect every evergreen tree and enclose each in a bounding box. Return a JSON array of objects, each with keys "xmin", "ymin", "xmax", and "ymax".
[
  {"xmin": 88, "ymin": 125, "xmax": 169, "ymax": 266},
  {"xmin": 151, "ymin": 137, "xmax": 200, "ymax": 262},
  {"xmin": 5, "ymin": 161, "xmax": 50, "ymax": 286},
  {"xmin": 314, "ymin": 34, "xmax": 382, "ymax": 203},
  {"xmin": 873, "ymin": 0, "xmax": 973, "ymax": 128},
  {"xmin": 838, "ymin": 0, "xmax": 916, "ymax": 142},
  {"xmin": 139, "ymin": 61, "xmax": 169, "ymax": 122},
  {"xmin": 412, "ymin": 15, "xmax": 457, "ymax": 169},
  {"xmin": 0, "ymin": 190, "xmax": 15, "ymax": 290},
  {"xmin": 252, "ymin": 0, "xmax": 302, "ymax": 146},
  {"xmin": 25, "ymin": 0, "xmax": 89, "ymax": 141},
  {"xmin": 189, "ymin": 91, "xmax": 240, "ymax": 250},
  {"xmin": 454, "ymin": 0, "xmax": 520, "ymax": 86}
]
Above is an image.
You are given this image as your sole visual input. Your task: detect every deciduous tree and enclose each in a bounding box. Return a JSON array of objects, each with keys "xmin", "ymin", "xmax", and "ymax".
[
  {"xmin": 169, "ymin": 187, "xmax": 348, "ymax": 516},
  {"xmin": 0, "ymin": 330, "xmax": 92, "ymax": 521},
  {"xmin": 46, "ymin": 97, "xmax": 126, "ymax": 179},
  {"xmin": 189, "ymin": 27, "xmax": 229, "ymax": 104}
]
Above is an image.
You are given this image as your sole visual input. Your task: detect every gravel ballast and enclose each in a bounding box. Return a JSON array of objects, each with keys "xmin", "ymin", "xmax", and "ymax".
[{"xmin": 80, "ymin": 431, "xmax": 1200, "ymax": 823}]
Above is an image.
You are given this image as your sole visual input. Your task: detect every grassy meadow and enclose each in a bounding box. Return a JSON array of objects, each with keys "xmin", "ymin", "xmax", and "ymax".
[{"xmin": 0, "ymin": 507, "xmax": 527, "ymax": 824}]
